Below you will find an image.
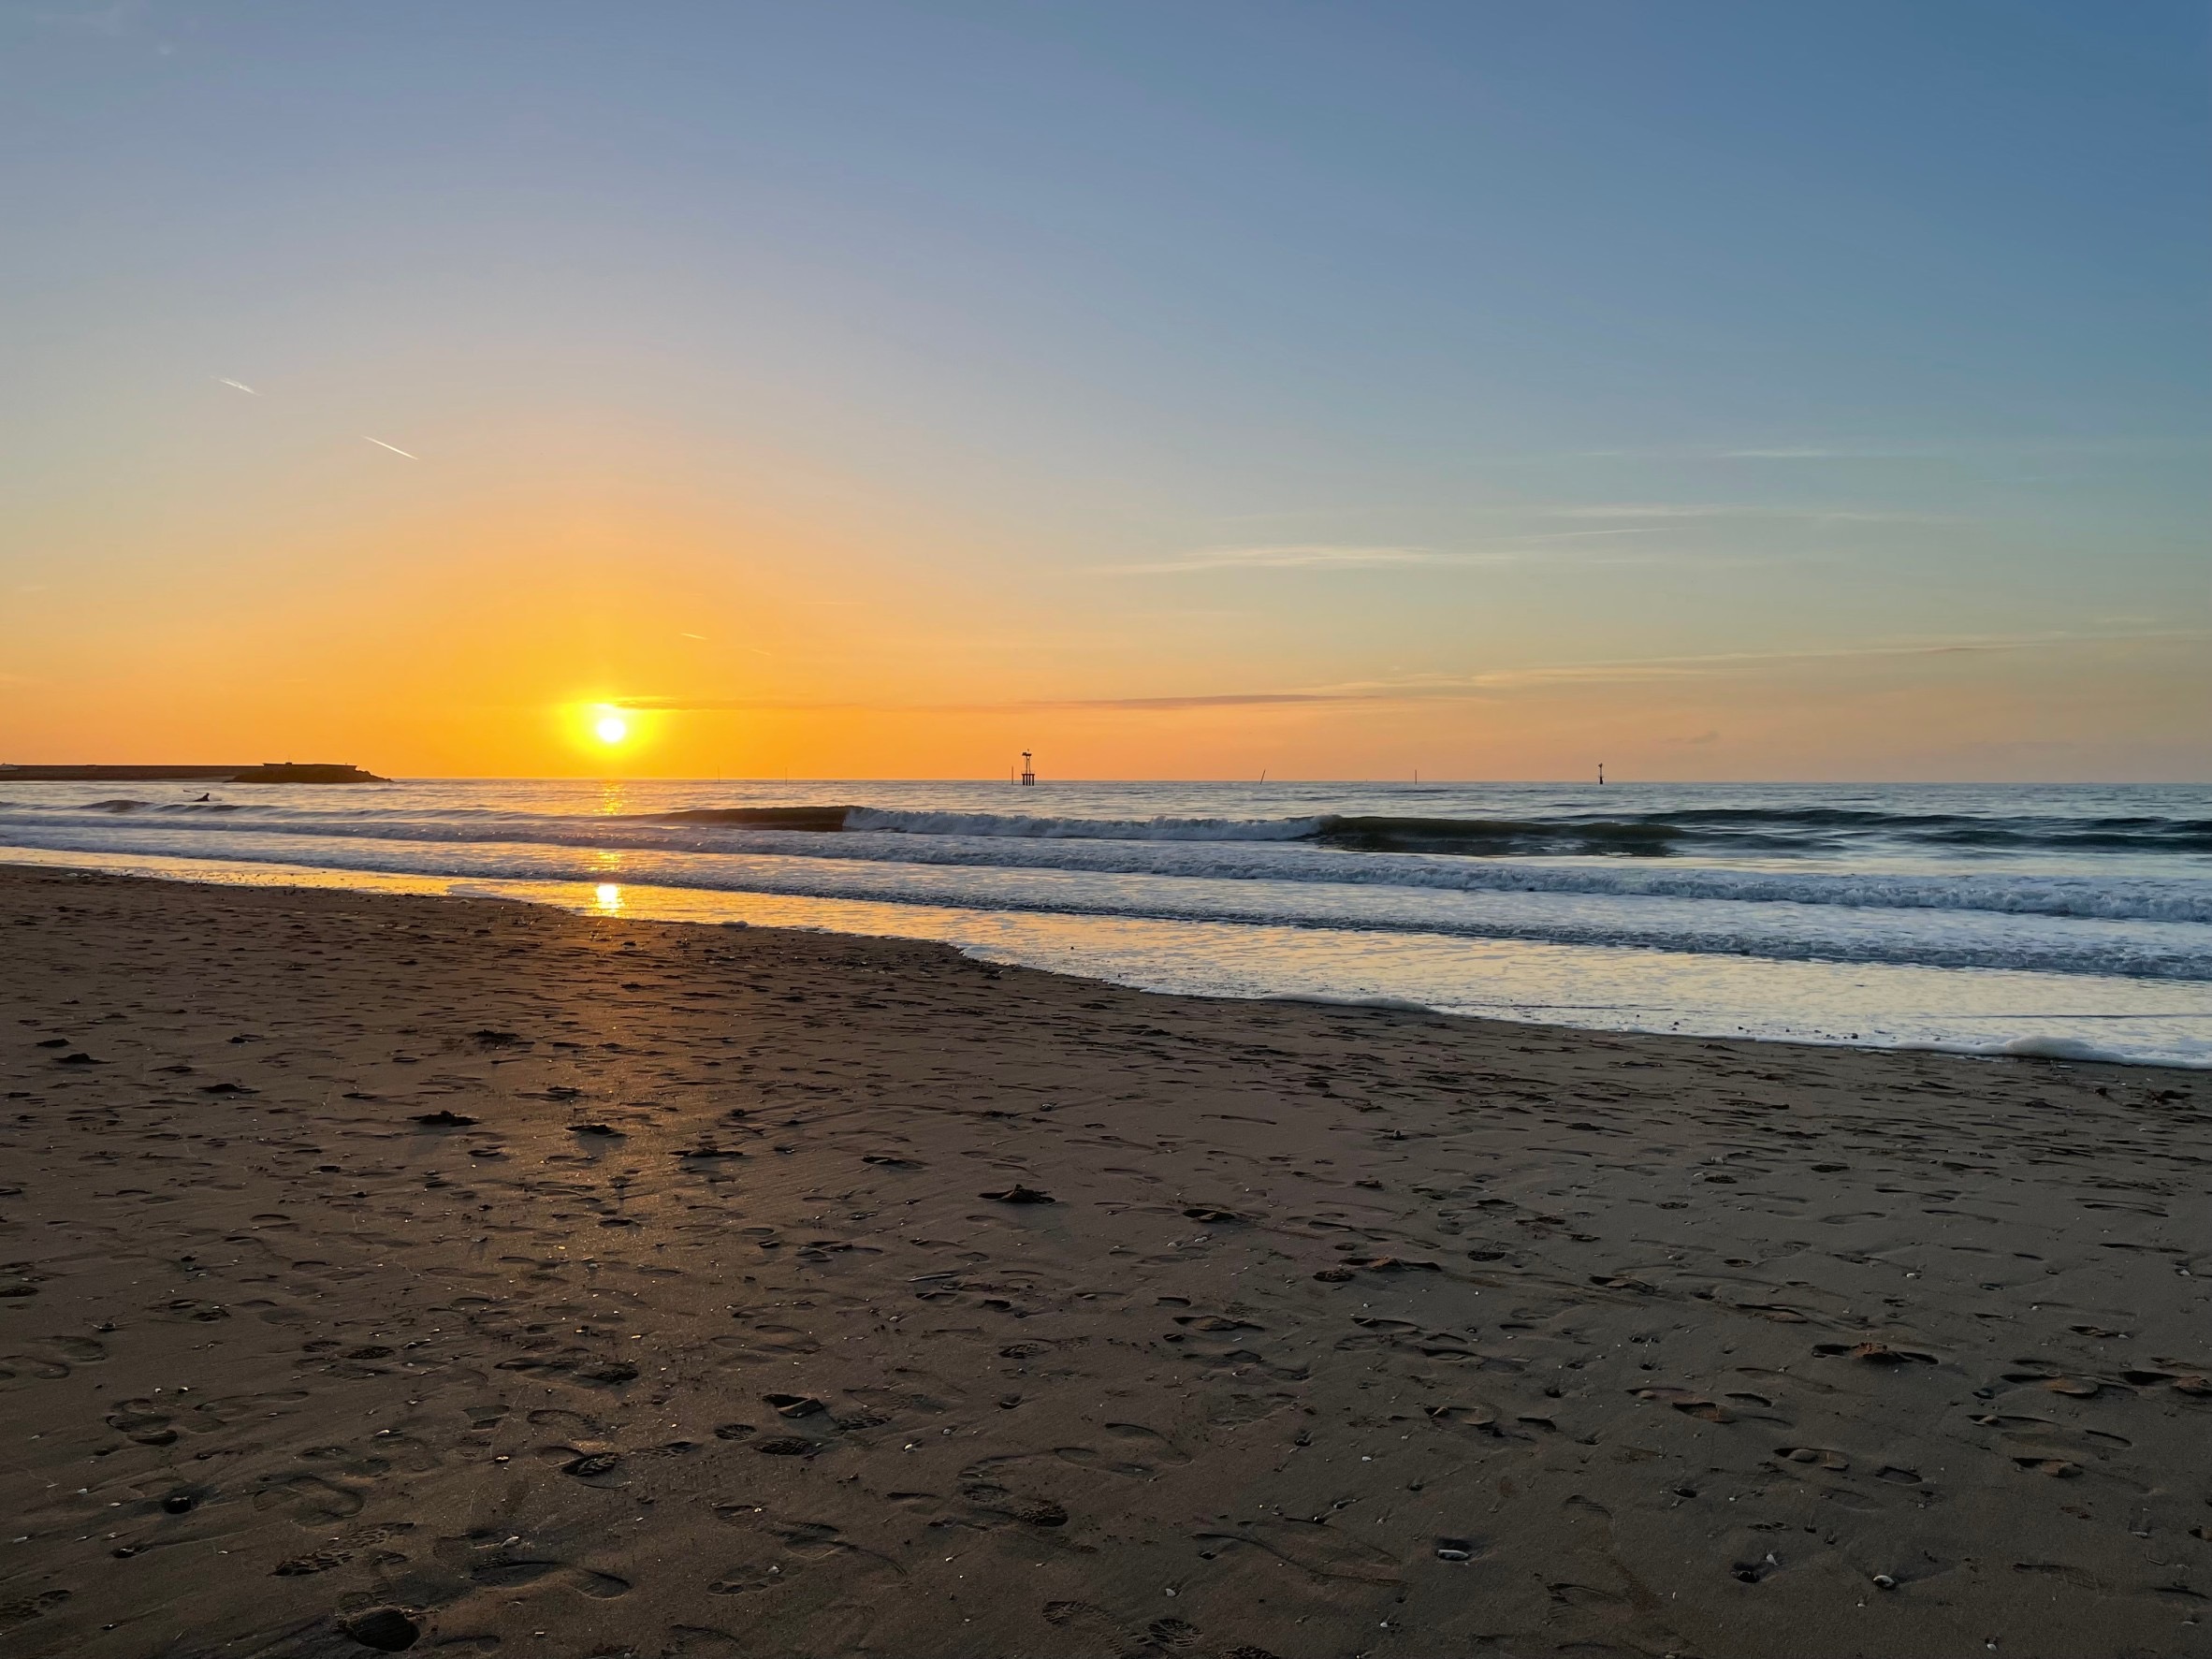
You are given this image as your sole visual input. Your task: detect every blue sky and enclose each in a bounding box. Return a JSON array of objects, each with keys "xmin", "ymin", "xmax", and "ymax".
[{"xmin": 2, "ymin": 2, "xmax": 2205, "ymax": 777}]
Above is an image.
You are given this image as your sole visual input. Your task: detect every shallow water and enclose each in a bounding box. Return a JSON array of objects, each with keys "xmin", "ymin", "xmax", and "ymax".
[{"xmin": 3, "ymin": 779, "xmax": 2206, "ymax": 1065}]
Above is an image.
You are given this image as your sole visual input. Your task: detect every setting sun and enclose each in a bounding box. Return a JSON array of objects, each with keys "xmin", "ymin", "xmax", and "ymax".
[{"xmin": 594, "ymin": 713, "xmax": 629, "ymax": 745}]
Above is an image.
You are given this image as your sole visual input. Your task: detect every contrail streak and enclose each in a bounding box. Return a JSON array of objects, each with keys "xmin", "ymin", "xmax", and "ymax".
[
  {"xmin": 362, "ymin": 437, "xmax": 419, "ymax": 459},
  {"xmin": 216, "ymin": 377, "xmax": 258, "ymax": 394}
]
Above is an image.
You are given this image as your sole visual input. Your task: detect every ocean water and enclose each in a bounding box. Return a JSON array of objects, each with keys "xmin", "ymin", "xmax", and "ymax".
[{"xmin": 2, "ymin": 779, "xmax": 2206, "ymax": 1066}]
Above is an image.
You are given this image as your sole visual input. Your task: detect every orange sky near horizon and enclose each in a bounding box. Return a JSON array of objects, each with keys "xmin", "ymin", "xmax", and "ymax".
[{"xmin": 6, "ymin": 464, "xmax": 2202, "ymax": 783}]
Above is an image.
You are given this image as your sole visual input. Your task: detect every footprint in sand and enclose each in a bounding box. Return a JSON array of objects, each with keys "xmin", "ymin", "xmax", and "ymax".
[
  {"xmin": 106, "ymin": 1402, "xmax": 179, "ymax": 1445},
  {"xmin": 763, "ymin": 1391, "xmax": 826, "ymax": 1419},
  {"xmin": 1812, "ymin": 1341, "xmax": 1937, "ymax": 1365},
  {"xmin": 1053, "ymin": 1421, "xmax": 1191, "ymax": 1476},
  {"xmin": 253, "ymin": 1473, "xmax": 367, "ymax": 1521},
  {"xmin": 1631, "ymin": 1387, "xmax": 1732, "ymax": 1423},
  {"xmin": 958, "ymin": 1481, "xmax": 1070, "ymax": 1529},
  {"xmin": 0, "ymin": 1589, "xmax": 71, "ymax": 1632},
  {"xmin": 33, "ymin": 1334, "xmax": 107, "ymax": 1365},
  {"xmin": 723, "ymin": 1323, "xmax": 821, "ymax": 1357},
  {"xmin": 3, "ymin": 1351, "xmax": 74, "ymax": 1383},
  {"xmin": 467, "ymin": 1557, "xmax": 632, "ymax": 1598},
  {"xmin": 272, "ymin": 1521, "xmax": 418, "ymax": 1577},
  {"xmin": 752, "ymin": 1435, "xmax": 821, "ymax": 1457},
  {"xmin": 194, "ymin": 1389, "xmax": 312, "ymax": 1427},
  {"xmin": 1043, "ymin": 1599, "xmax": 1113, "ymax": 1627},
  {"xmin": 1175, "ymin": 1314, "xmax": 1264, "ymax": 1332},
  {"xmin": 710, "ymin": 1508, "xmax": 905, "ymax": 1576},
  {"xmin": 526, "ymin": 1406, "xmax": 604, "ymax": 1436},
  {"xmin": 558, "ymin": 1449, "xmax": 625, "ymax": 1480},
  {"xmin": 336, "ymin": 1608, "xmax": 419, "ymax": 1652},
  {"xmin": 2038, "ymin": 1377, "xmax": 2111, "ymax": 1399},
  {"xmin": 570, "ymin": 1357, "xmax": 640, "ymax": 1385},
  {"xmin": 1196, "ymin": 1518, "xmax": 1404, "ymax": 1584},
  {"xmin": 1775, "ymin": 1446, "xmax": 1850, "ymax": 1470},
  {"xmin": 1426, "ymin": 1404, "xmax": 1501, "ymax": 1432}
]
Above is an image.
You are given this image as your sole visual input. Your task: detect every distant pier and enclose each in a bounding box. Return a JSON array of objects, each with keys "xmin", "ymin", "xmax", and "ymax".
[{"xmin": 0, "ymin": 763, "xmax": 387, "ymax": 784}]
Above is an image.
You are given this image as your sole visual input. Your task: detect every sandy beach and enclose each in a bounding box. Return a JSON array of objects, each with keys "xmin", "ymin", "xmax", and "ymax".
[{"xmin": 1, "ymin": 862, "xmax": 2205, "ymax": 1658}]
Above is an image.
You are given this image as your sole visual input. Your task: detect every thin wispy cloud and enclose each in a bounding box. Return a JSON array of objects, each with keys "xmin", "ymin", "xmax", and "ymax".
[
  {"xmin": 29, "ymin": 2, "xmax": 166, "ymax": 48},
  {"xmin": 1553, "ymin": 503, "xmax": 1952, "ymax": 524},
  {"xmin": 1103, "ymin": 545, "xmax": 1450, "ymax": 575},
  {"xmin": 1362, "ymin": 628, "xmax": 2212, "ymax": 694},
  {"xmin": 1026, "ymin": 691, "xmax": 1344, "ymax": 710},
  {"xmin": 1479, "ymin": 435, "xmax": 2208, "ymax": 469},
  {"xmin": 1110, "ymin": 625, "xmax": 2202, "ymax": 705},
  {"xmin": 613, "ymin": 690, "xmax": 1349, "ymax": 714},
  {"xmin": 1099, "ymin": 530, "xmax": 1654, "ymax": 576},
  {"xmin": 1710, "ymin": 436, "xmax": 2210, "ymax": 461},
  {"xmin": 1719, "ymin": 447, "xmax": 1873, "ymax": 460},
  {"xmin": 609, "ymin": 627, "xmax": 2208, "ymax": 719},
  {"xmin": 362, "ymin": 436, "xmax": 419, "ymax": 459},
  {"xmin": 214, "ymin": 377, "xmax": 258, "ymax": 395},
  {"xmin": 618, "ymin": 695, "xmax": 859, "ymax": 712}
]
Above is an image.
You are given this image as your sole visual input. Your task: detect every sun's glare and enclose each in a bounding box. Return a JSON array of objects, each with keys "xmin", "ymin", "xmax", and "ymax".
[{"xmin": 595, "ymin": 713, "xmax": 629, "ymax": 745}]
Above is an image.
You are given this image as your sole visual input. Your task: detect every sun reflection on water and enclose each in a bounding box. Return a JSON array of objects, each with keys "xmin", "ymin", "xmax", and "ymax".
[{"xmin": 593, "ymin": 882, "xmax": 622, "ymax": 913}]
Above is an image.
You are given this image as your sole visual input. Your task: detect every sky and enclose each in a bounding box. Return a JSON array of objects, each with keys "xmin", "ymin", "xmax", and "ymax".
[{"xmin": 1, "ymin": 1, "xmax": 2205, "ymax": 780}]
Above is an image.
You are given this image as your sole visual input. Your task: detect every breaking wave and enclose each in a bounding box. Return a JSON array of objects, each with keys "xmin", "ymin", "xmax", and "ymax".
[{"xmin": 642, "ymin": 803, "xmax": 2212, "ymax": 858}]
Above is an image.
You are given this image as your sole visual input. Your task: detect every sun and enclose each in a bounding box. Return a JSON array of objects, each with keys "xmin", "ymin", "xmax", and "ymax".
[{"xmin": 594, "ymin": 712, "xmax": 629, "ymax": 745}]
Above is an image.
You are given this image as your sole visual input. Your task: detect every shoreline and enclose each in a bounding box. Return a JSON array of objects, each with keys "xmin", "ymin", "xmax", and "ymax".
[
  {"xmin": 2, "ymin": 847, "xmax": 2203, "ymax": 1070},
  {"xmin": 2, "ymin": 864, "xmax": 2206, "ymax": 1657}
]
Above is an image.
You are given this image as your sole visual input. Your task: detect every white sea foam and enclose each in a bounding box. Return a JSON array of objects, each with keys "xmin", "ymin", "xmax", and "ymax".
[
  {"xmin": 1991, "ymin": 1035, "xmax": 2136, "ymax": 1063},
  {"xmin": 0, "ymin": 804, "xmax": 2205, "ymax": 923}
]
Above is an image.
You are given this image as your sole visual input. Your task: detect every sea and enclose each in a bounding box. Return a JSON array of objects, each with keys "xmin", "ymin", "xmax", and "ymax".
[{"xmin": 2, "ymin": 779, "xmax": 2206, "ymax": 1067}]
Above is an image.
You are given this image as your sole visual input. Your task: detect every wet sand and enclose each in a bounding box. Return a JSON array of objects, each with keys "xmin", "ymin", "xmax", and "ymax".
[{"xmin": 1, "ymin": 864, "xmax": 2206, "ymax": 1658}]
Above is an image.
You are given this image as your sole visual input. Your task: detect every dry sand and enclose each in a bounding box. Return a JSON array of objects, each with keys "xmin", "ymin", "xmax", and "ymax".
[{"xmin": 0, "ymin": 864, "xmax": 2206, "ymax": 1658}]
